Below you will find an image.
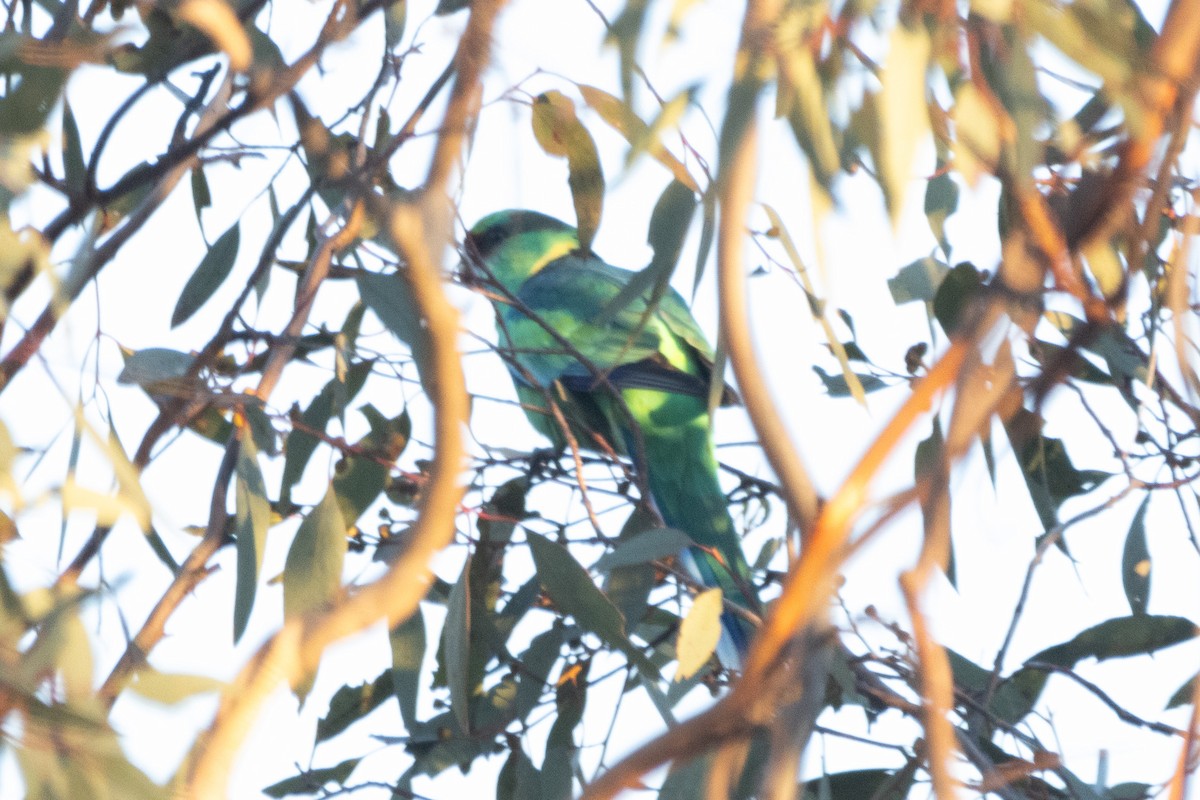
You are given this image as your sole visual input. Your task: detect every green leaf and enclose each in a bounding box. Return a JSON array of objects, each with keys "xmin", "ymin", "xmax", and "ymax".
[
  {"xmin": 1166, "ymin": 674, "xmax": 1196, "ymax": 710},
  {"xmin": 932, "ymin": 261, "xmax": 984, "ymax": 335},
  {"xmin": 190, "ymin": 166, "xmax": 212, "ymax": 224},
  {"xmin": 171, "ymin": 223, "xmax": 240, "ymax": 328},
  {"xmin": 660, "ymin": 755, "xmax": 713, "ymax": 799},
  {"xmin": 1004, "ymin": 406, "xmax": 1110, "ymax": 532},
  {"xmin": 994, "ymin": 614, "xmax": 1198, "ymax": 724},
  {"xmin": 263, "ymin": 758, "xmax": 361, "ymax": 798},
  {"xmin": 647, "ymin": 179, "xmax": 696, "ymax": 272},
  {"xmin": 357, "ymin": 270, "xmax": 429, "ymax": 374},
  {"xmin": 1122, "ymin": 496, "xmax": 1151, "ymax": 616},
  {"xmin": 606, "ymin": 0, "xmax": 649, "ymax": 100},
  {"xmin": 1031, "ymin": 340, "xmax": 1114, "ymax": 385},
  {"xmin": 331, "ymin": 404, "xmax": 410, "ymax": 525},
  {"xmin": 812, "ymin": 366, "xmax": 887, "ymax": 396},
  {"xmin": 243, "ymin": 402, "xmax": 278, "ymax": 456},
  {"xmin": 675, "ymin": 588, "xmax": 722, "ymax": 679},
  {"xmin": 117, "ymin": 347, "xmax": 194, "ymax": 390},
  {"xmin": 384, "ymin": 0, "xmax": 407, "ymax": 48},
  {"xmin": 888, "ymin": 257, "xmax": 949, "ymax": 305},
  {"xmin": 693, "ymin": 190, "xmax": 716, "ymax": 295},
  {"xmin": 316, "ymin": 670, "xmax": 394, "ymax": 742},
  {"xmin": 279, "ymin": 361, "xmax": 374, "ymax": 512},
  {"xmin": 390, "ymin": 609, "xmax": 426, "ymax": 729},
  {"xmin": 543, "ymin": 658, "xmax": 589, "ymax": 800},
  {"xmin": 283, "ymin": 485, "xmax": 348, "ymax": 621},
  {"xmin": 233, "ymin": 433, "xmax": 271, "ymax": 643},
  {"xmin": 528, "ymin": 532, "xmax": 626, "ymax": 644},
  {"xmin": 511, "ymin": 626, "xmax": 566, "ymax": 724},
  {"xmin": 0, "ymin": 62, "xmax": 68, "ymax": 135},
  {"xmin": 1033, "ymin": 614, "xmax": 1197, "ymax": 666},
  {"xmin": 594, "ymin": 528, "xmax": 692, "ymax": 571},
  {"xmin": 62, "ymin": 99, "xmax": 85, "ymax": 195},
  {"xmin": 442, "ymin": 557, "xmax": 472, "ymax": 733},
  {"xmin": 800, "ymin": 767, "xmax": 918, "ymax": 800},
  {"xmin": 497, "ymin": 744, "xmax": 542, "ymax": 800},
  {"xmin": 924, "ymin": 170, "xmax": 959, "ymax": 256}
]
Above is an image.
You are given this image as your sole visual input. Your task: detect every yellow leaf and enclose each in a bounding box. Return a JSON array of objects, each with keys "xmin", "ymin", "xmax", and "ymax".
[
  {"xmin": 531, "ymin": 92, "xmax": 605, "ymax": 249},
  {"xmin": 531, "ymin": 90, "xmax": 578, "ymax": 157},
  {"xmin": 578, "ymin": 84, "xmax": 700, "ymax": 192},
  {"xmin": 880, "ymin": 24, "xmax": 932, "ymax": 223},
  {"xmin": 676, "ymin": 588, "xmax": 723, "ymax": 680},
  {"xmin": 953, "ymin": 83, "xmax": 1002, "ymax": 186},
  {"xmin": 177, "ymin": 0, "xmax": 252, "ymax": 73}
]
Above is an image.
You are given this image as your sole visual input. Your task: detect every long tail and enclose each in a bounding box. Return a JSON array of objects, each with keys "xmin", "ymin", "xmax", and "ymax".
[{"xmin": 618, "ymin": 389, "xmax": 759, "ymax": 668}]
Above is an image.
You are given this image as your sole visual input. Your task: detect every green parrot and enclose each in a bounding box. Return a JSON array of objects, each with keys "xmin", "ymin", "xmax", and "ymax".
[{"xmin": 463, "ymin": 209, "xmax": 759, "ymax": 666}]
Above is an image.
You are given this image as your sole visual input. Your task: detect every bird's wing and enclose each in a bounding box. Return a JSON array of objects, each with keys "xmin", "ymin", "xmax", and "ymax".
[
  {"xmin": 502, "ymin": 253, "xmax": 719, "ymax": 398},
  {"xmin": 502, "ymin": 254, "xmax": 708, "ymax": 395}
]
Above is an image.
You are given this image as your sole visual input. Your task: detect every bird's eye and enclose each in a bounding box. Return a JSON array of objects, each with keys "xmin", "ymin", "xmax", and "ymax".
[{"xmin": 469, "ymin": 225, "xmax": 508, "ymax": 258}]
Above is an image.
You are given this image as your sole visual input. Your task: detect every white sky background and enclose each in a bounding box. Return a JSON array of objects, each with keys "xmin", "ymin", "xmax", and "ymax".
[{"xmin": 1, "ymin": 0, "xmax": 1199, "ymax": 796}]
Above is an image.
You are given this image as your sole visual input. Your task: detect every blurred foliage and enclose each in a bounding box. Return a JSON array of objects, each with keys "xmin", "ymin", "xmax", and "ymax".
[{"xmin": 0, "ymin": 0, "xmax": 1198, "ymax": 797}]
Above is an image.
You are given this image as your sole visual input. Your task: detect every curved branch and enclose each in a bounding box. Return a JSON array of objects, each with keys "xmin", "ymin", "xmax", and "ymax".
[{"xmin": 180, "ymin": 1, "xmax": 503, "ymax": 793}]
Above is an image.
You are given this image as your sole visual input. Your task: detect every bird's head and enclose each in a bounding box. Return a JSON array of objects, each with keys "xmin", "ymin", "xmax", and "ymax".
[{"xmin": 461, "ymin": 210, "xmax": 581, "ymax": 295}]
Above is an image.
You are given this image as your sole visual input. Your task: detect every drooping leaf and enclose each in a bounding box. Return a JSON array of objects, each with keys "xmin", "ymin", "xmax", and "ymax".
[
  {"xmin": 594, "ymin": 528, "xmax": 692, "ymax": 571},
  {"xmin": 1166, "ymin": 674, "xmax": 1196, "ymax": 710},
  {"xmin": 675, "ymin": 587, "xmax": 722, "ymax": 680},
  {"xmin": 1003, "ymin": 406, "xmax": 1110, "ymax": 533},
  {"xmin": 331, "ymin": 404, "xmax": 410, "ymax": 526},
  {"xmin": 385, "ymin": 0, "xmax": 407, "ymax": 48},
  {"xmin": 542, "ymin": 657, "xmax": 590, "ymax": 800},
  {"xmin": 279, "ymin": 360, "xmax": 374, "ymax": 512},
  {"xmin": 879, "ymin": 23, "xmax": 931, "ymax": 224},
  {"xmin": 511, "ymin": 626, "xmax": 566, "ymax": 725},
  {"xmin": 233, "ymin": 432, "xmax": 271, "ymax": 642},
  {"xmin": 171, "ymin": 222, "xmax": 240, "ymax": 327},
  {"xmin": 316, "ymin": 670, "xmax": 395, "ymax": 742},
  {"xmin": 915, "ymin": 418, "xmax": 955, "ymax": 587},
  {"xmin": 1034, "ymin": 614, "xmax": 1196, "ymax": 666},
  {"xmin": 283, "ymin": 485, "xmax": 348, "ymax": 622},
  {"xmin": 190, "ymin": 165, "xmax": 212, "ymax": 224},
  {"xmin": 577, "ymin": 84, "xmax": 700, "ymax": 191},
  {"xmin": 61, "ymin": 99, "xmax": 86, "ymax": 196},
  {"xmin": 531, "ymin": 91, "xmax": 605, "ymax": 250},
  {"xmin": 442, "ymin": 557, "xmax": 472, "ymax": 733},
  {"xmin": 606, "ymin": 0, "xmax": 649, "ymax": 100},
  {"xmin": 1121, "ymin": 496, "xmax": 1151, "ymax": 616},
  {"xmin": 777, "ymin": 9, "xmax": 840, "ymax": 190},
  {"xmin": 497, "ymin": 743, "xmax": 542, "ymax": 800},
  {"xmin": 357, "ymin": 269, "xmax": 430, "ymax": 376},
  {"xmin": 924, "ymin": 169, "xmax": 959, "ymax": 256},
  {"xmin": 0, "ymin": 61, "xmax": 69, "ymax": 135},
  {"xmin": 390, "ymin": 609, "xmax": 426, "ymax": 730}
]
